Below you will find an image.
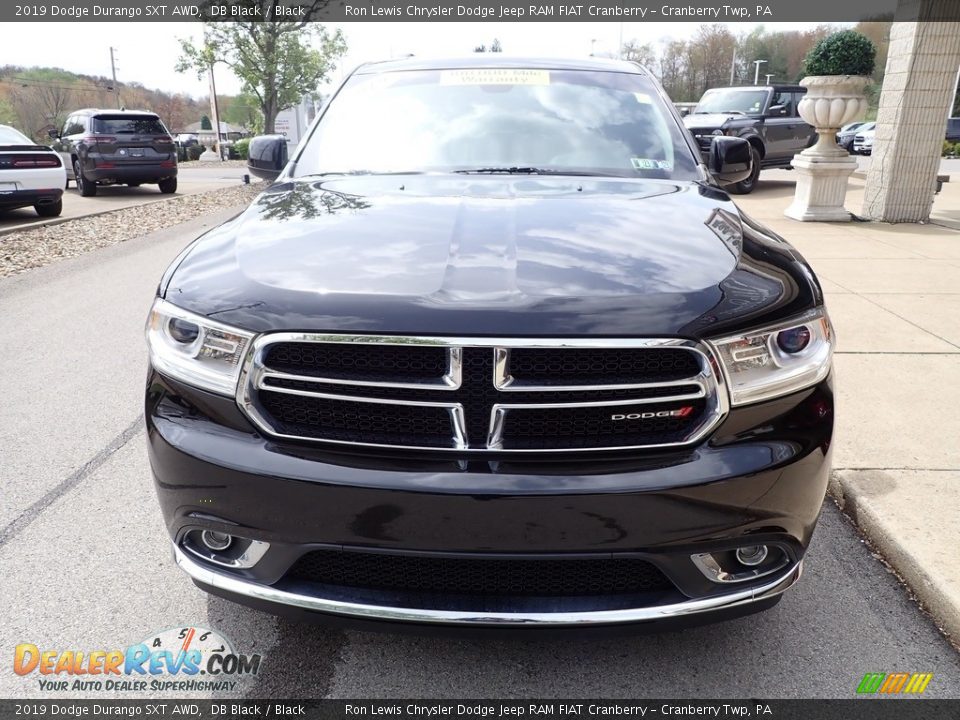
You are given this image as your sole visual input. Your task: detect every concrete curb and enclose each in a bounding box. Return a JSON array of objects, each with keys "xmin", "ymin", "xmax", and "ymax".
[{"xmin": 829, "ymin": 469, "xmax": 959, "ymax": 644}]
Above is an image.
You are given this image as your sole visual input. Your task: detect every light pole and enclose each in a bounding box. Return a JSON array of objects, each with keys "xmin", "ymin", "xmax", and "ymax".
[
  {"xmin": 753, "ymin": 59, "xmax": 767, "ymax": 86},
  {"xmin": 765, "ymin": 74, "xmax": 775, "ymax": 85},
  {"xmin": 109, "ymin": 47, "xmax": 120, "ymax": 108}
]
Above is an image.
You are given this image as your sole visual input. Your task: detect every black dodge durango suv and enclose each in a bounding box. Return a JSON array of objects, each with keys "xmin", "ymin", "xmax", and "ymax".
[
  {"xmin": 55, "ymin": 108, "xmax": 177, "ymax": 196},
  {"xmin": 146, "ymin": 57, "xmax": 834, "ymax": 632}
]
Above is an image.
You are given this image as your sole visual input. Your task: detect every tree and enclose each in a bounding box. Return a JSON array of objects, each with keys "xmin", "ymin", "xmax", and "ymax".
[
  {"xmin": 474, "ymin": 39, "xmax": 503, "ymax": 53},
  {"xmin": 200, "ymin": 114, "xmax": 212, "ymax": 130},
  {"xmin": 176, "ymin": 6, "xmax": 346, "ymax": 134},
  {"xmin": 621, "ymin": 40, "xmax": 656, "ymax": 68}
]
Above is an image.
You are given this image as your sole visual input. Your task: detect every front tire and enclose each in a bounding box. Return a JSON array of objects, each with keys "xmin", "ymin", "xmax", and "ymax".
[
  {"xmin": 158, "ymin": 177, "xmax": 177, "ymax": 194},
  {"xmin": 35, "ymin": 199, "xmax": 63, "ymax": 218},
  {"xmin": 74, "ymin": 159, "xmax": 96, "ymax": 197},
  {"xmin": 727, "ymin": 146, "xmax": 762, "ymax": 195}
]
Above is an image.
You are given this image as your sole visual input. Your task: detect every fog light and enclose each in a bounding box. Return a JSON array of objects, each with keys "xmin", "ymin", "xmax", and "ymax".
[
  {"xmin": 736, "ymin": 545, "xmax": 769, "ymax": 567},
  {"xmin": 201, "ymin": 530, "xmax": 232, "ymax": 551}
]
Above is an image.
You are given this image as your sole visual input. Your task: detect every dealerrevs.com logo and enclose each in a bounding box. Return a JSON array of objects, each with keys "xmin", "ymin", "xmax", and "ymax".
[{"xmin": 14, "ymin": 626, "xmax": 261, "ymax": 693}]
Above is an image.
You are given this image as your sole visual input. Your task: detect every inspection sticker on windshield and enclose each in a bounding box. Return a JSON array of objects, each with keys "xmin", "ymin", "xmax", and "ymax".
[
  {"xmin": 631, "ymin": 158, "xmax": 672, "ymax": 171},
  {"xmin": 440, "ymin": 69, "xmax": 550, "ymax": 86}
]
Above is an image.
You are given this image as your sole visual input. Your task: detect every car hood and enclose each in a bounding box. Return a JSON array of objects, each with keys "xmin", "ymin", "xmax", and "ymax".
[
  {"xmin": 164, "ymin": 175, "xmax": 818, "ymax": 337},
  {"xmin": 683, "ymin": 114, "xmax": 756, "ymax": 131}
]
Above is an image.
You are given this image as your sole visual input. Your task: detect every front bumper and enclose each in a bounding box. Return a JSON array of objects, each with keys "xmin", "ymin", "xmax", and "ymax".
[
  {"xmin": 147, "ymin": 369, "xmax": 833, "ymax": 629},
  {"xmin": 176, "ymin": 544, "xmax": 802, "ymax": 628}
]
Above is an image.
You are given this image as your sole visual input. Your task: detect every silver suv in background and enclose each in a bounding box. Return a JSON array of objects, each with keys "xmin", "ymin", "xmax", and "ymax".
[{"xmin": 53, "ymin": 109, "xmax": 177, "ymax": 197}]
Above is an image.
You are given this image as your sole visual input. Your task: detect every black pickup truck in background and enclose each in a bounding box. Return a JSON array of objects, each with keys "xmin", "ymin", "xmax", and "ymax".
[{"xmin": 684, "ymin": 85, "xmax": 817, "ymax": 194}]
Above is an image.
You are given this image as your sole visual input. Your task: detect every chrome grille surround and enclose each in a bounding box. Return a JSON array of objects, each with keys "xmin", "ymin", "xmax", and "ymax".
[{"xmin": 238, "ymin": 335, "xmax": 729, "ymax": 453}]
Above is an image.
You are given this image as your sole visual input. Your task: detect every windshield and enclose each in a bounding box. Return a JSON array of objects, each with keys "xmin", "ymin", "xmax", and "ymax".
[
  {"xmin": 93, "ymin": 115, "xmax": 167, "ymax": 134},
  {"xmin": 694, "ymin": 89, "xmax": 768, "ymax": 115},
  {"xmin": 0, "ymin": 126, "xmax": 33, "ymax": 145},
  {"xmin": 294, "ymin": 68, "xmax": 699, "ymax": 180}
]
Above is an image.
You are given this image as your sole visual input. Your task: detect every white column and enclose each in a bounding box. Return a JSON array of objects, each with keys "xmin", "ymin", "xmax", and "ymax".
[{"xmin": 862, "ymin": 13, "xmax": 960, "ymax": 222}]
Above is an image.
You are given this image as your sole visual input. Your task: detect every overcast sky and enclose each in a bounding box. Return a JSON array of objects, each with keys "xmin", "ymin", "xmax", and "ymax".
[{"xmin": 3, "ymin": 21, "xmax": 833, "ymax": 98}]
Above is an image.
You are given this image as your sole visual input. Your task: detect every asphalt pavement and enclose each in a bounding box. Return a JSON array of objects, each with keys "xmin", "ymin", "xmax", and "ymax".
[{"xmin": 1, "ymin": 209, "xmax": 959, "ymax": 699}]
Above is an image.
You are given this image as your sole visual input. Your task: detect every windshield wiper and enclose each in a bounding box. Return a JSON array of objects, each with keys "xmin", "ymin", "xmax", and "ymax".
[{"xmin": 453, "ymin": 166, "xmax": 545, "ymax": 175}]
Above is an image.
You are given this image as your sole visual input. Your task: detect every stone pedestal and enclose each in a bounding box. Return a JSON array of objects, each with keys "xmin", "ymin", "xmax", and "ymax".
[
  {"xmin": 785, "ymin": 153, "xmax": 859, "ymax": 222},
  {"xmin": 785, "ymin": 74, "xmax": 870, "ymax": 222},
  {"xmin": 199, "ymin": 148, "xmax": 220, "ymax": 162}
]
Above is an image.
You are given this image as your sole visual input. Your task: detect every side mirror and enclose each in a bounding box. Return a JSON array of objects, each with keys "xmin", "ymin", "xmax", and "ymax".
[
  {"xmin": 709, "ymin": 136, "xmax": 753, "ymax": 185},
  {"xmin": 48, "ymin": 128, "xmax": 60, "ymax": 139},
  {"xmin": 247, "ymin": 134, "xmax": 288, "ymax": 182}
]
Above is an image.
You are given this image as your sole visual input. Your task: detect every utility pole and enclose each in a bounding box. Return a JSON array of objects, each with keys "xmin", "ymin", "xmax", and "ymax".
[
  {"xmin": 730, "ymin": 47, "xmax": 737, "ymax": 85},
  {"xmin": 109, "ymin": 47, "xmax": 120, "ymax": 108},
  {"xmin": 753, "ymin": 59, "xmax": 767, "ymax": 86},
  {"xmin": 208, "ymin": 63, "xmax": 223, "ymax": 162}
]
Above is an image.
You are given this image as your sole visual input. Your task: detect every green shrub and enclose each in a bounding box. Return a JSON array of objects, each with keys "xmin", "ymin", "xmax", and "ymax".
[
  {"xmin": 803, "ymin": 31, "xmax": 876, "ymax": 77},
  {"xmin": 187, "ymin": 145, "xmax": 204, "ymax": 161},
  {"xmin": 234, "ymin": 137, "xmax": 250, "ymax": 160}
]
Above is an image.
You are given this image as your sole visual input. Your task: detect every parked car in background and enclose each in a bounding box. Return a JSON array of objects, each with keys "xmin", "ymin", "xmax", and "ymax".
[
  {"xmin": 684, "ymin": 84, "xmax": 816, "ymax": 194},
  {"xmin": 836, "ymin": 122, "xmax": 866, "ymax": 152},
  {"xmin": 149, "ymin": 56, "xmax": 834, "ymax": 632},
  {"xmin": 946, "ymin": 118, "xmax": 960, "ymax": 143},
  {"xmin": 53, "ymin": 109, "xmax": 177, "ymax": 197},
  {"xmin": 853, "ymin": 123, "xmax": 876, "ymax": 155},
  {"xmin": 0, "ymin": 124, "xmax": 65, "ymax": 217},
  {"xmin": 176, "ymin": 133, "xmax": 200, "ymax": 148}
]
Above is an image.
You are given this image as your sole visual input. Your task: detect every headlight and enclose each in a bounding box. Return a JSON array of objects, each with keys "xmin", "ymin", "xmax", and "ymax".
[
  {"xmin": 707, "ymin": 308, "xmax": 833, "ymax": 406},
  {"xmin": 146, "ymin": 298, "xmax": 254, "ymax": 396}
]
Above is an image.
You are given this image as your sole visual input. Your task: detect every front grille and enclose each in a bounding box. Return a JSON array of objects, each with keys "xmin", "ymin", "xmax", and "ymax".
[
  {"xmin": 242, "ymin": 335, "xmax": 724, "ymax": 453},
  {"xmin": 259, "ymin": 392, "xmax": 457, "ymax": 448},
  {"xmin": 264, "ymin": 342, "xmax": 448, "ymax": 382},
  {"xmin": 507, "ymin": 347, "xmax": 701, "ymax": 386},
  {"xmin": 287, "ymin": 549, "xmax": 673, "ymax": 597},
  {"xmin": 500, "ymin": 399, "xmax": 707, "ymax": 451}
]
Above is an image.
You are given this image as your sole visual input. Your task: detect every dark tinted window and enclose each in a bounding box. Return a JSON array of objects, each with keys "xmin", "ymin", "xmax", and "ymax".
[
  {"xmin": 769, "ymin": 90, "xmax": 795, "ymax": 116},
  {"xmin": 64, "ymin": 116, "xmax": 85, "ymax": 135},
  {"xmin": 92, "ymin": 114, "xmax": 167, "ymax": 134},
  {"xmin": 297, "ymin": 68, "xmax": 699, "ymax": 180}
]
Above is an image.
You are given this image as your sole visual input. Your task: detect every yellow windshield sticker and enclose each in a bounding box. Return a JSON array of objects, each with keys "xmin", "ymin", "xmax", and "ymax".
[
  {"xmin": 440, "ymin": 69, "xmax": 550, "ymax": 86},
  {"xmin": 633, "ymin": 92, "xmax": 653, "ymax": 104}
]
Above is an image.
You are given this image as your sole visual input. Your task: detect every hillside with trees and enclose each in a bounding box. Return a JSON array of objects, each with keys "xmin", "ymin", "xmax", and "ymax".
[{"xmin": 0, "ymin": 66, "xmax": 257, "ymax": 141}]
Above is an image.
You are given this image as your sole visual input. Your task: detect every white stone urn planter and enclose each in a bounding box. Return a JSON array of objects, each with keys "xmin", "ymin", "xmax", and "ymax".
[{"xmin": 785, "ymin": 75, "xmax": 871, "ymax": 222}]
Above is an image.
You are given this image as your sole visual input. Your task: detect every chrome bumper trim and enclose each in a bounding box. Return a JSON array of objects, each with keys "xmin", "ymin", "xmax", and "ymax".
[{"xmin": 175, "ymin": 546, "xmax": 801, "ymax": 627}]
